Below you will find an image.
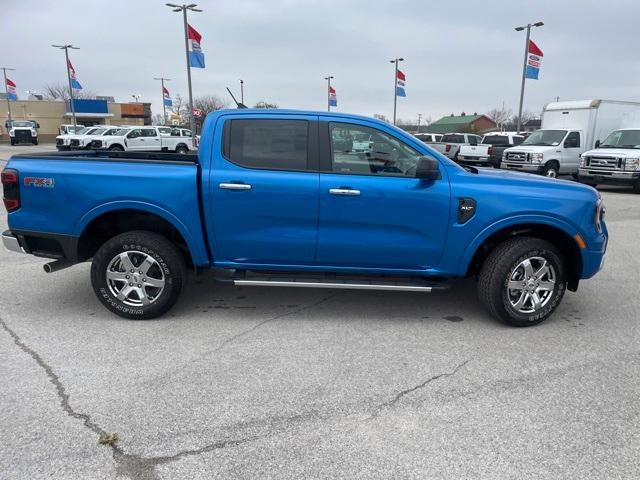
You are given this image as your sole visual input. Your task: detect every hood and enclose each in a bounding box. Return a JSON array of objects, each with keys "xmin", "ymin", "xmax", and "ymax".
[
  {"xmin": 504, "ymin": 144, "xmax": 558, "ymax": 153},
  {"xmin": 460, "ymin": 165, "xmax": 597, "ymax": 196},
  {"xmin": 583, "ymin": 148, "xmax": 640, "ymax": 158}
]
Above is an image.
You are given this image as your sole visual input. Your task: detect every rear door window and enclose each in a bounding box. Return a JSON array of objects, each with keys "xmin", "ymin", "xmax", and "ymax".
[
  {"xmin": 441, "ymin": 134, "xmax": 464, "ymax": 143},
  {"xmin": 227, "ymin": 119, "xmax": 309, "ymax": 171}
]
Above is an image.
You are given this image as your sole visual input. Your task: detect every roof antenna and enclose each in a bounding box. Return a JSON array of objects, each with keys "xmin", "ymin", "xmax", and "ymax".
[{"xmin": 226, "ymin": 87, "xmax": 247, "ymax": 109}]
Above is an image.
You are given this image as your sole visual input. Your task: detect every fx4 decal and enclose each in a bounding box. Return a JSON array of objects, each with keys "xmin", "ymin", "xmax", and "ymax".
[{"xmin": 24, "ymin": 177, "xmax": 55, "ymax": 188}]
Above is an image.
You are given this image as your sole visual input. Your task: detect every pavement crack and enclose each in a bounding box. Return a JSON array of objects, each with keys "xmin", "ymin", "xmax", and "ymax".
[
  {"xmin": 0, "ymin": 314, "xmax": 107, "ymax": 438},
  {"xmin": 368, "ymin": 358, "xmax": 472, "ymax": 419}
]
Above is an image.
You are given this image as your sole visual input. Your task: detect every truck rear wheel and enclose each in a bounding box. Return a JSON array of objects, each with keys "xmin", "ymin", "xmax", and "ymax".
[
  {"xmin": 478, "ymin": 237, "xmax": 566, "ymax": 327},
  {"xmin": 90, "ymin": 231, "xmax": 187, "ymax": 319}
]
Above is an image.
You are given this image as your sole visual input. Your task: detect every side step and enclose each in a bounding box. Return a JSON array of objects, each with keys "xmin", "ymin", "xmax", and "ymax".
[{"xmin": 217, "ymin": 271, "xmax": 452, "ymax": 293}]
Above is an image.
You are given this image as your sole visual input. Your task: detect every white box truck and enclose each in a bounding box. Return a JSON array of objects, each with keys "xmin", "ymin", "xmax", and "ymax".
[{"xmin": 501, "ymin": 99, "xmax": 640, "ymax": 177}]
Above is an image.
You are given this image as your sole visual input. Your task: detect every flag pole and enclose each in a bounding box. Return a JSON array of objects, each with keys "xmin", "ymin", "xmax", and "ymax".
[
  {"xmin": 515, "ymin": 21, "xmax": 543, "ymax": 134},
  {"xmin": 1, "ymin": 67, "xmax": 15, "ymax": 123},
  {"xmin": 154, "ymin": 77, "xmax": 171, "ymax": 125},
  {"xmin": 324, "ymin": 75, "xmax": 333, "ymax": 112},
  {"xmin": 182, "ymin": 9, "xmax": 196, "ymax": 136},
  {"xmin": 390, "ymin": 57, "xmax": 404, "ymax": 125}
]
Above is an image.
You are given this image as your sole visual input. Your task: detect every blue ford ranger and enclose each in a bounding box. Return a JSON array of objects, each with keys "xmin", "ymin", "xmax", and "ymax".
[{"xmin": 1, "ymin": 110, "xmax": 608, "ymax": 326}]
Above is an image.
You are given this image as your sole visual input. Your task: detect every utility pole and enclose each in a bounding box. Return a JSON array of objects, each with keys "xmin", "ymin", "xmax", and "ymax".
[
  {"xmin": 1, "ymin": 66, "xmax": 15, "ymax": 123},
  {"xmin": 324, "ymin": 75, "xmax": 334, "ymax": 112},
  {"xmin": 389, "ymin": 57, "xmax": 404, "ymax": 125},
  {"xmin": 154, "ymin": 77, "xmax": 171, "ymax": 125},
  {"xmin": 514, "ymin": 21, "xmax": 544, "ymax": 133},
  {"xmin": 239, "ymin": 79, "xmax": 244, "ymax": 105},
  {"xmin": 52, "ymin": 44, "xmax": 80, "ymax": 128},
  {"xmin": 417, "ymin": 113, "xmax": 422, "ymax": 133},
  {"xmin": 166, "ymin": 3, "xmax": 202, "ymax": 137}
]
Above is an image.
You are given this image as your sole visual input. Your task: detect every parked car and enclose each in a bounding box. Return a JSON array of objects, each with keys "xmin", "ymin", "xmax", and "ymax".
[
  {"xmin": 69, "ymin": 126, "xmax": 125, "ymax": 150},
  {"xmin": 414, "ymin": 133, "xmax": 442, "ymax": 144},
  {"xmin": 93, "ymin": 126, "xmax": 194, "ymax": 153},
  {"xmin": 431, "ymin": 133, "xmax": 483, "ymax": 160},
  {"xmin": 578, "ymin": 128, "xmax": 640, "ymax": 193},
  {"xmin": 501, "ymin": 99, "xmax": 640, "ymax": 178},
  {"xmin": 56, "ymin": 126, "xmax": 103, "ymax": 151},
  {"xmin": 1, "ymin": 109, "xmax": 608, "ymax": 327},
  {"xmin": 6, "ymin": 120, "xmax": 39, "ymax": 145},
  {"xmin": 459, "ymin": 133, "xmax": 524, "ymax": 168}
]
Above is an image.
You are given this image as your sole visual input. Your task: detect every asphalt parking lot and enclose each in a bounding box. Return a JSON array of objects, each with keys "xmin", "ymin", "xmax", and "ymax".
[{"xmin": 1, "ymin": 144, "xmax": 638, "ymax": 480}]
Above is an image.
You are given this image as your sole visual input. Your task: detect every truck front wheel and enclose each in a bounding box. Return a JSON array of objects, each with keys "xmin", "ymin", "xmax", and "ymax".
[
  {"xmin": 478, "ymin": 237, "xmax": 566, "ymax": 327},
  {"xmin": 90, "ymin": 231, "xmax": 187, "ymax": 320},
  {"xmin": 542, "ymin": 162, "xmax": 559, "ymax": 178}
]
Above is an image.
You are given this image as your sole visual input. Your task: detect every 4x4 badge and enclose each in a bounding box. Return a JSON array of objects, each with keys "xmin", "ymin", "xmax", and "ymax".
[{"xmin": 23, "ymin": 177, "xmax": 55, "ymax": 188}]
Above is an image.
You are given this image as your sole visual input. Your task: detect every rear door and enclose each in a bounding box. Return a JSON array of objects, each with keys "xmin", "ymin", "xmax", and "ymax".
[
  {"xmin": 209, "ymin": 115, "xmax": 319, "ymax": 266},
  {"xmin": 316, "ymin": 119, "xmax": 450, "ymax": 270}
]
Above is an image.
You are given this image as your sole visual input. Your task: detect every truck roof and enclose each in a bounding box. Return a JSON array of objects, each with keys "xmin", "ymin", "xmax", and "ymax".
[{"xmin": 544, "ymin": 99, "xmax": 640, "ymax": 111}]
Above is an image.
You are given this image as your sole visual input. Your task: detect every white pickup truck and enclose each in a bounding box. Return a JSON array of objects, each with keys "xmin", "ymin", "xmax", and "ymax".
[
  {"xmin": 578, "ymin": 128, "xmax": 640, "ymax": 193},
  {"xmin": 430, "ymin": 133, "xmax": 483, "ymax": 160},
  {"xmin": 56, "ymin": 126, "xmax": 104, "ymax": 150},
  {"xmin": 458, "ymin": 133, "xmax": 524, "ymax": 168},
  {"xmin": 93, "ymin": 126, "xmax": 194, "ymax": 153},
  {"xmin": 68, "ymin": 126, "xmax": 125, "ymax": 150}
]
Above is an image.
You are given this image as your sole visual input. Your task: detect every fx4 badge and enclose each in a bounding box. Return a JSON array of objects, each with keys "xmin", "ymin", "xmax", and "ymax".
[{"xmin": 24, "ymin": 177, "xmax": 55, "ymax": 188}]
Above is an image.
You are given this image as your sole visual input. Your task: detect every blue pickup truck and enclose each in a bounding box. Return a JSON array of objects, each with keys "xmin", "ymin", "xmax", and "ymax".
[{"xmin": 1, "ymin": 109, "xmax": 608, "ymax": 326}]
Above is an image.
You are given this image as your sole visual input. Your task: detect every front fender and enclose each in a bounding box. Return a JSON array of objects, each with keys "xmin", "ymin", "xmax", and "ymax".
[
  {"xmin": 456, "ymin": 214, "xmax": 582, "ymax": 276},
  {"xmin": 75, "ymin": 200, "xmax": 209, "ymax": 266}
]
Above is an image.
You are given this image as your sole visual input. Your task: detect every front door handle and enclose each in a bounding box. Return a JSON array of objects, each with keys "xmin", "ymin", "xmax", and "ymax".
[
  {"xmin": 219, "ymin": 183, "xmax": 252, "ymax": 190},
  {"xmin": 329, "ymin": 188, "xmax": 360, "ymax": 196}
]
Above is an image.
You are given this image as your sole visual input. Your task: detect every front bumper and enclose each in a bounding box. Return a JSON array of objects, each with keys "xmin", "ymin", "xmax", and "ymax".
[
  {"xmin": 578, "ymin": 169, "xmax": 639, "ymax": 186},
  {"xmin": 501, "ymin": 162, "xmax": 543, "ymax": 173},
  {"xmin": 2, "ymin": 230, "xmax": 24, "ymax": 254}
]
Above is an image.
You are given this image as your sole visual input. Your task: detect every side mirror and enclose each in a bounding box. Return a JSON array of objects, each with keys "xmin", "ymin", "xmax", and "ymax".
[
  {"xmin": 416, "ymin": 156, "xmax": 441, "ymax": 180},
  {"xmin": 595, "ymin": 139, "xmax": 601, "ymax": 148}
]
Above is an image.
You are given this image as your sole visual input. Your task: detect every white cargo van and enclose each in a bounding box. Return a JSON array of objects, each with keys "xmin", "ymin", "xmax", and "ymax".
[{"xmin": 501, "ymin": 100, "xmax": 640, "ymax": 177}]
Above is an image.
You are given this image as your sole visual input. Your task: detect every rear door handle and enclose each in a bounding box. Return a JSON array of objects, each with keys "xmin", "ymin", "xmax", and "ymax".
[
  {"xmin": 219, "ymin": 183, "xmax": 252, "ymax": 190},
  {"xmin": 329, "ymin": 188, "xmax": 360, "ymax": 196}
]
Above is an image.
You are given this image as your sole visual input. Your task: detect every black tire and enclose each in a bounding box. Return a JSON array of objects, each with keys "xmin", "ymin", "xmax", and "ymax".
[
  {"xmin": 478, "ymin": 237, "xmax": 566, "ymax": 327},
  {"xmin": 90, "ymin": 230, "xmax": 186, "ymax": 320},
  {"xmin": 175, "ymin": 145, "xmax": 188, "ymax": 154},
  {"xmin": 109, "ymin": 144, "xmax": 124, "ymax": 152},
  {"xmin": 10, "ymin": 139, "xmax": 15, "ymax": 146},
  {"xmin": 632, "ymin": 180, "xmax": 640, "ymax": 194},
  {"xmin": 33, "ymin": 139, "xmax": 38, "ymax": 145},
  {"xmin": 542, "ymin": 162, "xmax": 559, "ymax": 178}
]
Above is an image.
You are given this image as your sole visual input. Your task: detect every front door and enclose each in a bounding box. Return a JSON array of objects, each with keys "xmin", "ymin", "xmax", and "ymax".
[
  {"xmin": 561, "ymin": 131, "xmax": 582, "ymax": 173},
  {"xmin": 210, "ymin": 116, "xmax": 319, "ymax": 266},
  {"xmin": 316, "ymin": 120, "xmax": 451, "ymax": 270}
]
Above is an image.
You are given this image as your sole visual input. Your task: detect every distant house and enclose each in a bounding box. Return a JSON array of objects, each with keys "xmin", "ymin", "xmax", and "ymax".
[{"xmin": 424, "ymin": 113, "xmax": 497, "ymax": 135}]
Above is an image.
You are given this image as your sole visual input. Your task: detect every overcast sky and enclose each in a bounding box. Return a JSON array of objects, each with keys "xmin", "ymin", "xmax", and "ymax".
[{"xmin": 3, "ymin": 0, "xmax": 640, "ymax": 123}]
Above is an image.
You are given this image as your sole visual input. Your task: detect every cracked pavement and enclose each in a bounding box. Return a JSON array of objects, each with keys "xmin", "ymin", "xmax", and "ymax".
[{"xmin": 1, "ymin": 146, "xmax": 639, "ymax": 479}]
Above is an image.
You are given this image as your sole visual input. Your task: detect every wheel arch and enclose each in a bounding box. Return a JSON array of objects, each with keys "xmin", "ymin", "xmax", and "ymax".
[
  {"xmin": 75, "ymin": 203, "xmax": 206, "ymax": 266},
  {"xmin": 464, "ymin": 218, "xmax": 583, "ymax": 291}
]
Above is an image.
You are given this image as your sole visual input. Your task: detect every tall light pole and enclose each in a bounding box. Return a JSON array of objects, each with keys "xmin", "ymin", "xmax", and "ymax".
[
  {"xmin": 52, "ymin": 44, "xmax": 80, "ymax": 128},
  {"xmin": 324, "ymin": 75, "xmax": 334, "ymax": 112},
  {"xmin": 166, "ymin": 3, "xmax": 202, "ymax": 137},
  {"xmin": 239, "ymin": 79, "xmax": 244, "ymax": 105},
  {"xmin": 154, "ymin": 77, "xmax": 171, "ymax": 125},
  {"xmin": 1, "ymin": 66, "xmax": 15, "ymax": 123},
  {"xmin": 390, "ymin": 57, "xmax": 404, "ymax": 125},
  {"xmin": 515, "ymin": 21, "xmax": 544, "ymax": 133}
]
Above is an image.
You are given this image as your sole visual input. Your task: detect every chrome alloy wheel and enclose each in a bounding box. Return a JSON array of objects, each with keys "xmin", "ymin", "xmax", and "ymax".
[
  {"xmin": 106, "ymin": 251, "xmax": 165, "ymax": 307},
  {"xmin": 545, "ymin": 169, "xmax": 558, "ymax": 178},
  {"xmin": 506, "ymin": 256, "xmax": 556, "ymax": 314}
]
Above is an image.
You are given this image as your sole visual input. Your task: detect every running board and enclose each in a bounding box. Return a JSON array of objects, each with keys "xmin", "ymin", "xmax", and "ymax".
[{"xmin": 227, "ymin": 274, "xmax": 451, "ymax": 292}]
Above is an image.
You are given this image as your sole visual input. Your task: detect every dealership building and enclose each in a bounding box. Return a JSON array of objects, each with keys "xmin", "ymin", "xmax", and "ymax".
[{"xmin": 0, "ymin": 98, "xmax": 152, "ymax": 143}]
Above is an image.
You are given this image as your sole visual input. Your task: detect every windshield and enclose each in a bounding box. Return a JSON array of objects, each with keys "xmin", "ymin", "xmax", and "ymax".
[
  {"xmin": 74, "ymin": 128, "xmax": 90, "ymax": 135},
  {"xmin": 89, "ymin": 128, "xmax": 107, "ymax": 136},
  {"xmin": 521, "ymin": 129, "xmax": 567, "ymax": 146},
  {"xmin": 114, "ymin": 129, "xmax": 129, "ymax": 136},
  {"xmin": 12, "ymin": 121, "xmax": 33, "ymax": 128},
  {"xmin": 441, "ymin": 134, "xmax": 464, "ymax": 143},
  {"xmin": 599, "ymin": 130, "xmax": 640, "ymax": 149}
]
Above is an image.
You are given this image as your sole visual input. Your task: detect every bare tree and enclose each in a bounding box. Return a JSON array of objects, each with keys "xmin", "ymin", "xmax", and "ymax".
[
  {"xmin": 487, "ymin": 106, "xmax": 513, "ymax": 130},
  {"xmin": 253, "ymin": 101, "xmax": 278, "ymax": 109},
  {"xmin": 151, "ymin": 113, "xmax": 165, "ymax": 126},
  {"xmin": 42, "ymin": 83, "xmax": 95, "ymax": 100},
  {"xmin": 194, "ymin": 95, "xmax": 228, "ymax": 116},
  {"xmin": 373, "ymin": 114, "xmax": 389, "ymax": 123}
]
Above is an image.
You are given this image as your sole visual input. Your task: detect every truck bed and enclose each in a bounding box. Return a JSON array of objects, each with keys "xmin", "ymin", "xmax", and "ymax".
[{"xmin": 10, "ymin": 150, "xmax": 198, "ymax": 164}]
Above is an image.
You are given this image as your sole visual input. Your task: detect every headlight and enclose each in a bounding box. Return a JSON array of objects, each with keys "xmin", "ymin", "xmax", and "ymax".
[
  {"xmin": 624, "ymin": 158, "xmax": 640, "ymax": 171},
  {"xmin": 580, "ymin": 155, "xmax": 587, "ymax": 168},
  {"xmin": 531, "ymin": 153, "xmax": 544, "ymax": 164},
  {"xmin": 502, "ymin": 152, "xmax": 507, "ymax": 161},
  {"xmin": 9, "ymin": 130, "xmax": 14, "ymax": 136},
  {"xmin": 32, "ymin": 130, "xmax": 37, "ymax": 136},
  {"xmin": 595, "ymin": 194, "xmax": 605, "ymax": 233}
]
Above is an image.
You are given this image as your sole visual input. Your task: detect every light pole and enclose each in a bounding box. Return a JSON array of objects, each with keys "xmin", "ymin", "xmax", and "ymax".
[
  {"xmin": 154, "ymin": 77, "xmax": 171, "ymax": 126},
  {"xmin": 1, "ymin": 66, "xmax": 15, "ymax": 123},
  {"xmin": 389, "ymin": 57, "xmax": 404, "ymax": 125},
  {"xmin": 166, "ymin": 3, "xmax": 202, "ymax": 138},
  {"xmin": 515, "ymin": 21, "xmax": 544, "ymax": 133},
  {"xmin": 324, "ymin": 75, "xmax": 334, "ymax": 112},
  {"xmin": 239, "ymin": 79, "xmax": 244, "ymax": 105},
  {"xmin": 417, "ymin": 113, "xmax": 422, "ymax": 133},
  {"xmin": 52, "ymin": 44, "xmax": 80, "ymax": 128}
]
